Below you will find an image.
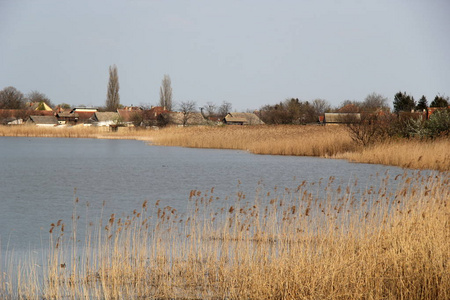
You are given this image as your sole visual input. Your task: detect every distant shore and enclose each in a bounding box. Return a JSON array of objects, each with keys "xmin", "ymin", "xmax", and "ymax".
[{"xmin": 1, "ymin": 125, "xmax": 449, "ymax": 171}]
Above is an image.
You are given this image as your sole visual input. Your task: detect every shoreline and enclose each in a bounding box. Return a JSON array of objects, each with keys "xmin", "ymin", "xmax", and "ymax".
[{"xmin": 1, "ymin": 125, "xmax": 449, "ymax": 171}]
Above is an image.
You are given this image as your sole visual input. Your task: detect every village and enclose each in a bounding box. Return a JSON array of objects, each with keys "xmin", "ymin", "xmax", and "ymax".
[{"xmin": 1, "ymin": 97, "xmax": 448, "ymax": 130}]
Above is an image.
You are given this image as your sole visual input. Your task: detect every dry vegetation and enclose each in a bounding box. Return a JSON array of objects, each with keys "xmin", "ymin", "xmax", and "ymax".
[
  {"xmin": 1, "ymin": 172, "xmax": 449, "ymax": 299},
  {"xmin": 149, "ymin": 125, "xmax": 450, "ymax": 171},
  {"xmin": 0, "ymin": 125, "xmax": 153, "ymax": 141},
  {"xmin": 337, "ymin": 138, "xmax": 450, "ymax": 171},
  {"xmin": 1, "ymin": 124, "xmax": 449, "ymax": 171}
]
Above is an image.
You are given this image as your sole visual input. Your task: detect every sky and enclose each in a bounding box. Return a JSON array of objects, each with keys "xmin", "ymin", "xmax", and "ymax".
[{"xmin": 1, "ymin": 0, "xmax": 449, "ymax": 112}]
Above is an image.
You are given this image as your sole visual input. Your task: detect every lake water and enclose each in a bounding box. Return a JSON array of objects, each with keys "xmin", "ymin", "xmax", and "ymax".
[{"xmin": 0, "ymin": 136, "xmax": 419, "ymax": 253}]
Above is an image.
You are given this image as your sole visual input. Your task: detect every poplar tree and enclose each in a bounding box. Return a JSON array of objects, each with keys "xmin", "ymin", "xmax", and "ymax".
[
  {"xmin": 159, "ymin": 74, "xmax": 173, "ymax": 111},
  {"xmin": 106, "ymin": 65, "xmax": 120, "ymax": 111}
]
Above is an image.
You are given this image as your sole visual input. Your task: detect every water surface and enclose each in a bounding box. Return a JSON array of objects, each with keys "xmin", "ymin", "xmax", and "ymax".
[{"xmin": 0, "ymin": 136, "xmax": 413, "ymax": 252}]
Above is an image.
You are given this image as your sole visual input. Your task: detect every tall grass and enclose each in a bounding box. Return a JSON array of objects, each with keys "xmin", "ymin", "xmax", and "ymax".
[
  {"xmin": 2, "ymin": 124, "xmax": 449, "ymax": 170},
  {"xmin": 150, "ymin": 125, "xmax": 356, "ymax": 157},
  {"xmin": 336, "ymin": 138, "xmax": 450, "ymax": 171},
  {"xmin": 0, "ymin": 125, "xmax": 154, "ymax": 141},
  {"xmin": 2, "ymin": 172, "xmax": 449, "ymax": 299}
]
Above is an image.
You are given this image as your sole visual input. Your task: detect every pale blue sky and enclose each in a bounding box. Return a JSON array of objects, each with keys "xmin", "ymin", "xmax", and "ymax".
[{"xmin": 1, "ymin": 0, "xmax": 449, "ymax": 111}]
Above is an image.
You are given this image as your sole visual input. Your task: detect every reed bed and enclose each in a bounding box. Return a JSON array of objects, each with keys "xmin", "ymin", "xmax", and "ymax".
[
  {"xmin": 0, "ymin": 125, "xmax": 154, "ymax": 141},
  {"xmin": 2, "ymin": 124, "xmax": 449, "ymax": 171},
  {"xmin": 337, "ymin": 138, "xmax": 450, "ymax": 172},
  {"xmin": 150, "ymin": 125, "xmax": 356, "ymax": 157},
  {"xmin": 2, "ymin": 172, "xmax": 449, "ymax": 299}
]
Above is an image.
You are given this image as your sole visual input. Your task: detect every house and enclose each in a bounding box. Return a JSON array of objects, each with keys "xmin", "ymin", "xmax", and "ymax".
[
  {"xmin": 70, "ymin": 107, "xmax": 97, "ymax": 124},
  {"xmin": 117, "ymin": 108, "xmax": 143, "ymax": 126},
  {"xmin": 0, "ymin": 109, "xmax": 26, "ymax": 125},
  {"xmin": 168, "ymin": 112, "xmax": 208, "ymax": 126},
  {"xmin": 27, "ymin": 101, "xmax": 53, "ymax": 111},
  {"xmin": 56, "ymin": 112, "xmax": 79, "ymax": 125},
  {"xmin": 27, "ymin": 115, "xmax": 58, "ymax": 126},
  {"xmin": 223, "ymin": 112, "xmax": 265, "ymax": 125},
  {"xmin": 90, "ymin": 112, "xmax": 120, "ymax": 126},
  {"xmin": 324, "ymin": 113, "xmax": 361, "ymax": 125}
]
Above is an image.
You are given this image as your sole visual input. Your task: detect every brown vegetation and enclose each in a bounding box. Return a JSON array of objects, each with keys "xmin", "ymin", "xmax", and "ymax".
[
  {"xmin": 2, "ymin": 172, "xmax": 449, "ymax": 299},
  {"xmin": 1, "ymin": 124, "xmax": 449, "ymax": 171}
]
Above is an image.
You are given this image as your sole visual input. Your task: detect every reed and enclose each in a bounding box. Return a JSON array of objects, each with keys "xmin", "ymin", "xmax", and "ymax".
[
  {"xmin": 150, "ymin": 125, "xmax": 356, "ymax": 157},
  {"xmin": 2, "ymin": 171, "xmax": 449, "ymax": 299},
  {"xmin": 1, "ymin": 124, "xmax": 449, "ymax": 170},
  {"xmin": 150, "ymin": 125, "xmax": 450, "ymax": 171},
  {"xmin": 0, "ymin": 125, "xmax": 154, "ymax": 141},
  {"xmin": 336, "ymin": 138, "xmax": 450, "ymax": 171}
]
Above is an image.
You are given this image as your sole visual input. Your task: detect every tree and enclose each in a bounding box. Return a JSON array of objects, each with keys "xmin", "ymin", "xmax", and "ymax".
[
  {"xmin": 179, "ymin": 100, "xmax": 197, "ymax": 126},
  {"xmin": 159, "ymin": 74, "xmax": 173, "ymax": 111},
  {"xmin": 416, "ymin": 95, "xmax": 428, "ymax": 112},
  {"xmin": 0, "ymin": 86, "xmax": 26, "ymax": 109},
  {"xmin": 57, "ymin": 103, "xmax": 72, "ymax": 110},
  {"xmin": 430, "ymin": 95, "xmax": 449, "ymax": 108},
  {"xmin": 393, "ymin": 91, "xmax": 415, "ymax": 113},
  {"xmin": 27, "ymin": 90, "xmax": 53, "ymax": 107},
  {"xmin": 202, "ymin": 102, "xmax": 217, "ymax": 117},
  {"xmin": 218, "ymin": 101, "xmax": 232, "ymax": 118},
  {"xmin": 362, "ymin": 92, "xmax": 389, "ymax": 112},
  {"xmin": 426, "ymin": 109, "xmax": 450, "ymax": 137},
  {"xmin": 106, "ymin": 65, "xmax": 120, "ymax": 111},
  {"xmin": 312, "ymin": 99, "xmax": 331, "ymax": 115}
]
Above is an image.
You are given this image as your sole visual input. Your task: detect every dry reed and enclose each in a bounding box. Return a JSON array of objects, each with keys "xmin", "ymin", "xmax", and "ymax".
[
  {"xmin": 2, "ymin": 171, "xmax": 449, "ymax": 299},
  {"xmin": 336, "ymin": 138, "xmax": 450, "ymax": 171},
  {"xmin": 2, "ymin": 124, "xmax": 449, "ymax": 171}
]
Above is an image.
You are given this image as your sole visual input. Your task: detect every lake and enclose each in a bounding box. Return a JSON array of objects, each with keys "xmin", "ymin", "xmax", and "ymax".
[{"xmin": 0, "ymin": 136, "xmax": 418, "ymax": 253}]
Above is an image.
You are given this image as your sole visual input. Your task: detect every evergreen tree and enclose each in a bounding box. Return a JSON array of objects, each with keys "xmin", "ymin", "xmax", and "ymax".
[
  {"xmin": 416, "ymin": 95, "xmax": 428, "ymax": 112},
  {"xmin": 393, "ymin": 91, "xmax": 415, "ymax": 113},
  {"xmin": 430, "ymin": 95, "xmax": 449, "ymax": 107}
]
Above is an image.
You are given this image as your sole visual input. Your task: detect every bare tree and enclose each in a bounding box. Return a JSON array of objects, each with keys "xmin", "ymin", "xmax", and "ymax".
[
  {"xmin": 312, "ymin": 99, "xmax": 331, "ymax": 115},
  {"xmin": 159, "ymin": 74, "xmax": 173, "ymax": 111},
  {"xmin": 27, "ymin": 90, "xmax": 53, "ymax": 107},
  {"xmin": 179, "ymin": 100, "xmax": 197, "ymax": 126},
  {"xmin": 0, "ymin": 86, "xmax": 26, "ymax": 109},
  {"xmin": 344, "ymin": 113, "xmax": 392, "ymax": 146},
  {"xmin": 218, "ymin": 101, "xmax": 232, "ymax": 118},
  {"xmin": 202, "ymin": 102, "xmax": 217, "ymax": 117},
  {"xmin": 106, "ymin": 65, "xmax": 120, "ymax": 111},
  {"xmin": 362, "ymin": 92, "xmax": 389, "ymax": 112}
]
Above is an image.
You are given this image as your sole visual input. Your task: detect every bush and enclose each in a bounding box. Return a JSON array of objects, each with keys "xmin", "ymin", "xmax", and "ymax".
[{"xmin": 426, "ymin": 109, "xmax": 450, "ymax": 138}]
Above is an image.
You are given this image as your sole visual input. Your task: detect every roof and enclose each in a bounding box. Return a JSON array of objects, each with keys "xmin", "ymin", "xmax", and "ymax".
[
  {"xmin": 324, "ymin": 113, "xmax": 361, "ymax": 123},
  {"xmin": 57, "ymin": 112, "xmax": 79, "ymax": 118},
  {"xmin": 71, "ymin": 107, "xmax": 98, "ymax": 112},
  {"xmin": 29, "ymin": 115, "xmax": 58, "ymax": 125},
  {"xmin": 224, "ymin": 116, "xmax": 247, "ymax": 123},
  {"xmin": 169, "ymin": 112, "xmax": 207, "ymax": 125},
  {"xmin": 27, "ymin": 101, "xmax": 53, "ymax": 111},
  {"xmin": 93, "ymin": 112, "xmax": 120, "ymax": 122},
  {"xmin": 74, "ymin": 111, "xmax": 96, "ymax": 121},
  {"xmin": 224, "ymin": 112, "xmax": 265, "ymax": 125},
  {"xmin": 117, "ymin": 109, "xmax": 142, "ymax": 122}
]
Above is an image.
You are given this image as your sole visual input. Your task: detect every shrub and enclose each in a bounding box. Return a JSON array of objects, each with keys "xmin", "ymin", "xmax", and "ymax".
[{"xmin": 426, "ymin": 109, "xmax": 450, "ymax": 138}]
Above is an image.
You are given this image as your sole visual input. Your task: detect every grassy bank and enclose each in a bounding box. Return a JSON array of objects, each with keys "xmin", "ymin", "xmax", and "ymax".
[
  {"xmin": 1, "ymin": 125, "xmax": 449, "ymax": 171},
  {"xmin": 0, "ymin": 125, "xmax": 154, "ymax": 141},
  {"xmin": 149, "ymin": 125, "xmax": 450, "ymax": 171},
  {"xmin": 2, "ymin": 172, "xmax": 449, "ymax": 299}
]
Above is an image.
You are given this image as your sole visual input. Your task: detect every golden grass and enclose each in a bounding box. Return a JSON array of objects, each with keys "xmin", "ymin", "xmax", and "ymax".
[
  {"xmin": 150, "ymin": 125, "xmax": 356, "ymax": 157},
  {"xmin": 150, "ymin": 125, "xmax": 450, "ymax": 171},
  {"xmin": 1, "ymin": 124, "xmax": 449, "ymax": 171},
  {"xmin": 0, "ymin": 125, "xmax": 154, "ymax": 141},
  {"xmin": 2, "ymin": 172, "xmax": 449, "ymax": 299},
  {"xmin": 337, "ymin": 138, "xmax": 450, "ymax": 172}
]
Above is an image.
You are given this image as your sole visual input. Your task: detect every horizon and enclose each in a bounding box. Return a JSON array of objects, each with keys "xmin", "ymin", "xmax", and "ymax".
[{"xmin": 1, "ymin": 0, "xmax": 449, "ymax": 111}]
